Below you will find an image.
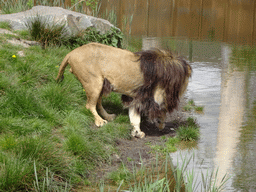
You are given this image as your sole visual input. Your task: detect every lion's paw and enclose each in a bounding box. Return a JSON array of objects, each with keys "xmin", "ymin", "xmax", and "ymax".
[
  {"xmin": 95, "ymin": 118, "xmax": 108, "ymax": 127},
  {"xmin": 131, "ymin": 130, "xmax": 145, "ymax": 138}
]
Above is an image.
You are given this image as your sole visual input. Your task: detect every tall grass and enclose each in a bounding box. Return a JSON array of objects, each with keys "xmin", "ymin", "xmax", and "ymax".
[
  {"xmin": 0, "ymin": 0, "xmax": 67, "ymax": 14},
  {"xmin": 24, "ymin": 14, "xmax": 123, "ymax": 49},
  {"xmin": 101, "ymin": 154, "xmax": 230, "ymax": 192},
  {"xmin": 0, "ymin": 0, "xmax": 101, "ymax": 16},
  {"xmin": 25, "ymin": 14, "xmax": 68, "ymax": 48},
  {"xmin": 0, "ymin": 0, "xmax": 33, "ymax": 14}
]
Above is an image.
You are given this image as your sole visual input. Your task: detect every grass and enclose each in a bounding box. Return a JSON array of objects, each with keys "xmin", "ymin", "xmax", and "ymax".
[
  {"xmin": 176, "ymin": 117, "xmax": 200, "ymax": 142},
  {"xmin": 0, "ymin": 28, "xmax": 132, "ymax": 191},
  {"xmin": 100, "ymin": 154, "xmax": 230, "ymax": 192},
  {"xmin": 0, "ymin": 0, "xmax": 71, "ymax": 14},
  {"xmin": 183, "ymin": 99, "xmax": 204, "ymax": 113},
  {"xmin": 25, "ymin": 14, "xmax": 123, "ymax": 49},
  {"xmin": 33, "ymin": 162, "xmax": 71, "ymax": 192},
  {"xmin": 0, "ymin": 21, "xmax": 12, "ymax": 30},
  {"xmin": 176, "ymin": 126, "xmax": 200, "ymax": 141},
  {"xmin": 107, "ymin": 163, "xmax": 132, "ymax": 185},
  {"xmin": 25, "ymin": 14, "xmax": 68, "ymax": 48},
  {"xmin": 146, "ymin": 117, "xmax": 200, "ymax": 154},
  {"xmin": 0, "ymin": 0, "xmax": 33, "ymax": 14},
  {"xmin": 0, "ymin": 9, "xmax": 224, "ymax": 190}
]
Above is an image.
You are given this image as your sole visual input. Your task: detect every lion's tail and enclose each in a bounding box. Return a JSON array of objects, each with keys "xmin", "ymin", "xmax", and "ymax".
[{"xmin": 56, "ymin": 54, "xmax": 70, "ymax": 82}]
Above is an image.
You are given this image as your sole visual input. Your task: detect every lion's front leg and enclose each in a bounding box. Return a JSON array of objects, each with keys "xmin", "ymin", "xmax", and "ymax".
[{"xmin": 129, "ymin": 106, "xmax": 145, "ymax": 138}]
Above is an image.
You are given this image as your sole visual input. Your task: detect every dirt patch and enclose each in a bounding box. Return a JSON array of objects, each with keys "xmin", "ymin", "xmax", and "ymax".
[{"xmin": 90, "ymin": 97, "xmax": 190, "ymax": 184}]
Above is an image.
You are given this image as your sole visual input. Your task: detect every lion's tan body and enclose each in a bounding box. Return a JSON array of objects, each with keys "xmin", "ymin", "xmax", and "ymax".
[
  {"xmin": 56, "ymin": 42, "xmax": 192, "ymax": 138},
  {"xmin": 60, "ymin": 43, "xmax": 143, "ymax": 96}
]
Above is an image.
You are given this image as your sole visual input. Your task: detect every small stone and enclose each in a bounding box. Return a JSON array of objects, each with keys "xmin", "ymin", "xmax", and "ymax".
[{"xmin": 17, "ymin": 51, "xmax": 25, "ymax": 57}]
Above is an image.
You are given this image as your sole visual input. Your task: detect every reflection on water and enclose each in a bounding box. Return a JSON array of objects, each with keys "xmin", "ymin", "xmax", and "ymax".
[
  {"xmin": 231, "ymin": 72, "xmax": 256, "ymax": 191},
  {"xmin": 232, "ymin": 101, "xmax": 256, "ymax": 191},
  {"xmin": 215, "ymin": 45, "xmax": 246, "ymax": 187},
  {"xmin": 141, "ymin": 38, "xmax": 256, "ymax": 191}
]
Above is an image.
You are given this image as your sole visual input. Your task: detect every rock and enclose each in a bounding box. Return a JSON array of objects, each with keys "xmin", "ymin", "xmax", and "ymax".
[
  {"xmin": 0, "ymin": 5, "xmax": 117, "ymax": 35},
  {"xmin": 0, "ymin": 28, "xmax": 18, "ymax": 36},
  {"xmin": 7, "ymin": 39, "xmax": 29, "ymax": 48},
  {"xmin": 17, "ymin": 51, "xmax": 25, "ymax": 57},
  {"xmin": 6, "ymin": 38, "xmax": 40, "ymax": 48}
]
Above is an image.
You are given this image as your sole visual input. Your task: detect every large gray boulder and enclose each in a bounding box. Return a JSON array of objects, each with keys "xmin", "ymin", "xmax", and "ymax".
[{"xmin": 0, "ymin": 5, "xmax": 116, "ymax": 35}]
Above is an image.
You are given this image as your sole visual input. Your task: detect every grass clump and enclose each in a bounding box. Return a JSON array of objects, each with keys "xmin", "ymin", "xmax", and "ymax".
[
  {"xmin": 101, "ymin": 154, "xmax": 230, "ymax": 192},
  {"xmin": 0, "ymin": 21, "xmax": 12, "ymax": 30},
  {"xmin": 0, "ymin": 151, "xmax": 32, "ymax": 191},
  {"xmin": 183, "ymin": 99, "xmax": 204, "ymax": 113},
  {"xmin": 25, "ymin": 14, "xmax": 123, "ymax": 49},
  {"xmin": 26, "ymin": 14, "xmax": 68, "ymax": 48},
  {"xmin": 147, "ymin": 136, "xmax": 180, "ymax": 154},
  {"xmin": 147, "ymin": 117, "xmax": 200, "ymax": 154},
  {"xmin": 33, "ymin": 162, "xmax": 71, "ymax": 192},
  {"xmin": 177, "ymin": 117, "xmax": 200, "ymax": 141},
  {"xmin": 108, "ymin": 164, "xmax": 132, "ymax": 185},
  {"xmin": 0, "ymin": 134, "xmax": 75, "ymax": 191},
  {"xmin": 176, "ymin": 126, "xmax": 200, "ymax": 141}
]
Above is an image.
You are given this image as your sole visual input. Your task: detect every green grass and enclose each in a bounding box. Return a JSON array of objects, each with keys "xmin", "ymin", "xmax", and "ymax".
[
  {"xmin": 24, "ymin": 14, "xmax": 123, "ymax": 49},
  {"xmin": 0, "ymin": 0, "xmax": 69, "ymax": 14},
  {"xmin": 177, "ymin": 117, "xmax": 200, "ymax": 141},
  {"xmin": 0, "ymin": 29, "xmax": 132, "ymax": 191},
  {"xmin": 146, "ymin": 117, "xmax": 200, "ymax": 154},
  {"xmin": 0, "ymin": 21, "xmax": 12, "ymax": 30},
  {"xmin": 107, "ymin": 163, "xmax": 132, "ymax": 185},
  {"xmin": 100, "ymin": 154, "xmax": 230, "ymax": 192},
  {"xmin": 0, "ymin": 14, "xmax": 210, "ymax": 191},
  {"xmin": 176, "ymin": 126, "xmax": 200, "ymax": 141},
  {"xmin": 183, "ymin": 99, "xmax": 204, "ymax": 113},
  {"xmin": 33, "ymin": 162, "xmax": 71, "ymax": 192},
  {"xmin": 0, "ymin": 0, "xmax": 33, "ymax": 14}
]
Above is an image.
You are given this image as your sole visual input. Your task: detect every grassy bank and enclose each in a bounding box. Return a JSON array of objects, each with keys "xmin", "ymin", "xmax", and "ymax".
[
  {"xmin": 0, "ymin": 3, "xmax": 230, "ymax": 190},
  {"xmin": 0, "ymin": 27, "xmax": 230, "ymax": 191},
  {"xmin": 0, "ymin": 26, "xmax": 134, "ymax": 190}
]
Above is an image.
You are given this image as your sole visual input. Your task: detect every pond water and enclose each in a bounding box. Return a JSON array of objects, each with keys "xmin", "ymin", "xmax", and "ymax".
[
  {"xmin": 141, "ymin": 39, "xmax": 256, "ymax": 191},
  {"xmin": 100, "ymin": 1, "xmax": 256, "ymax": 189}
]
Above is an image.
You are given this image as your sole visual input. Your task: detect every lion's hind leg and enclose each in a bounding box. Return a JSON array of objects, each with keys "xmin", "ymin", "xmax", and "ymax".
[
  {"xmin": 97, "ymin": 94, "xmax": 116, "ymax": 122},
  {"xmin": 82, "ymin": 78, "xmax": 108, "ymax": 127}
]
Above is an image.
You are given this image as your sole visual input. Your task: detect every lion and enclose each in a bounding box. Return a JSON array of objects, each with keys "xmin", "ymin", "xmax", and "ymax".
[{"xmin": 56, "ymin": 42, "xmax": 192, "ymax": 138}]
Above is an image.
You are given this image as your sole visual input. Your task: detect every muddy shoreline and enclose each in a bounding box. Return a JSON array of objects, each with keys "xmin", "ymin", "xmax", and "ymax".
[{"xmin": 90, "ymin": 97, "xmax": 190, "ymax": 184}]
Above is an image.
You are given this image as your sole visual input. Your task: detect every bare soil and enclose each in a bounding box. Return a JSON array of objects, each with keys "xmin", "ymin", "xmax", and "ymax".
[{"xmin": 88, "ymin": 97, "xmax": 190, "ymax": 186}]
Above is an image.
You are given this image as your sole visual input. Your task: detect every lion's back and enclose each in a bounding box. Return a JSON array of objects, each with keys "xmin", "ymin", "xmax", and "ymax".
[{"xmin": 66, "ymin": 43, "xmax": 144, "ymax": 95}]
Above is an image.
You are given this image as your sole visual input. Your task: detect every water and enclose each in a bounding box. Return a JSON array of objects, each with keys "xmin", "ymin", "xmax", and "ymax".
[
  {"xmin": 101, "ymin": 0, "xmax": 256, "ymax": 189},
  {"xmin": 154, "ymin": 40, "xmax": 256, "ymax": 191}
]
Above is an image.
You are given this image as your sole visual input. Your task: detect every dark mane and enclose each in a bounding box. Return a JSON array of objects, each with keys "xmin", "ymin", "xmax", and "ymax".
[{"xmin": 123, "ymin": 48, "xmax": 192, "ymax": 121}]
